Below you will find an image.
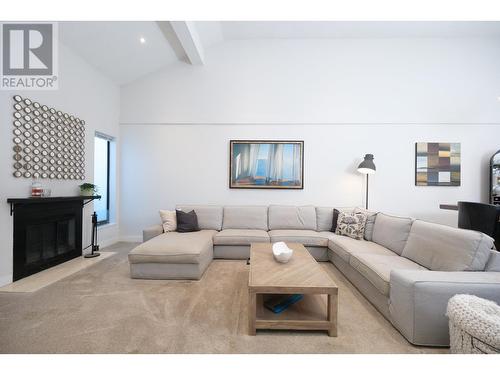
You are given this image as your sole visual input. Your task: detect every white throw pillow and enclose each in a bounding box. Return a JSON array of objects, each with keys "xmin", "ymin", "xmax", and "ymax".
[
  {"xmin": 335, "ymin": 211, "xmax": 368, "ymax": 240},
  {"xmin": 159, "ymin": 210, "xmax": 177, "ymax": 232}
]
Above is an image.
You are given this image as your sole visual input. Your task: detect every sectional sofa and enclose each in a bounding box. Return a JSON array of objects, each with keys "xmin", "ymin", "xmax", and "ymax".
[{"xmin": 128, "ymin": 205, "xmax": 500, "ymax": 347}]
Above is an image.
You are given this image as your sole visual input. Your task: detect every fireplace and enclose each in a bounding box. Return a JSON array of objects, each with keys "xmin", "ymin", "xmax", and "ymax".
[{"xmin": 7, "ymin": 196, "xmax": 99, "ymax": 281}]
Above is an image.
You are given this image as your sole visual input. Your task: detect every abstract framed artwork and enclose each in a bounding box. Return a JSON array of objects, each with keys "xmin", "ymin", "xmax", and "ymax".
[
  {"xmin": 415, "ymin": 142, "xmax": 461, "ymax": 186},
  {"xmin": 229, "ymin": 140, "xmax": 304, "ymax": 189}
]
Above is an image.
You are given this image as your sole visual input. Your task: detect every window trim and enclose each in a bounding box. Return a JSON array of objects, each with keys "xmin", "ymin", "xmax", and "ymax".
[{"xmin": 95, "ymin": 133, "xmax": 112, "ymax": 226}]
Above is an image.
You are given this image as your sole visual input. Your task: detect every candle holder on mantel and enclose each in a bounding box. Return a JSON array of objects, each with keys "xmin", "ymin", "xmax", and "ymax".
[{"xmin": 84, "ymin": 212, "xmax": 100, "ymax": 258}]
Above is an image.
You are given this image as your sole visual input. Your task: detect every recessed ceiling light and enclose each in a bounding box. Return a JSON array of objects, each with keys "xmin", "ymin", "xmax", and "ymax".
[{"xmin": 139, "ymin": 37, "xmax": 146, "ymax": 44}]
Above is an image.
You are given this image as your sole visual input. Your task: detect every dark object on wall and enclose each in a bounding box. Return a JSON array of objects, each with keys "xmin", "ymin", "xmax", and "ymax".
[
  {"xmin": 84, "ymin": 212, "xmax": 100, "ymax": 258},
  {"xmin": 7, "ymin": 196, "xmax": 100, "ymax": 281},
  {"xmin": 458, "ymin": 201, "xmax": 500, "ymax": 249},
  {"xmin": 357, "ymin": 154, "xmax": 376, "ymax": 210},
  {"xmin": 229, "ymin": 140, "xmax": 304, "ymax": 189},
  {"xmin": 11, "ymin": 95, "xmax": 86, "ymax": 180},
  {"xmin": 490, "ymin": 150, "xmax": 500, "ymax": 206},
  {"xmin": 331, "ymin": 209, "xmax": 340, "ymax": 232},
  {"xmin": 176, "ymin": 210, "xmax": 200, "ymax": 232},
  {"xmin": 415, "ymin": 142, "xmax": 461, "ymax": 186}
]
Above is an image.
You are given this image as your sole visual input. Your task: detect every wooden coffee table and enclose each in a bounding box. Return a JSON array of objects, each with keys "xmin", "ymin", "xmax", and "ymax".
[{"xmin": 248, "ymin": 242, "xmax": 338, "ymax": 336}]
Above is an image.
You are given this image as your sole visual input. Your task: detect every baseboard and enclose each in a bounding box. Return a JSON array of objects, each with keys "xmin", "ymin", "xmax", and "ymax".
[
  {"xmin": 99, "ymin": 237, "xmax": 119, "ymax": 248},
  {"xmin": 0, "ymin": 274, "xmax": 13, "ymax": 288},
  {"xmin": 119, "ymin": 235, "xmax": 142, "ymax": 243}
]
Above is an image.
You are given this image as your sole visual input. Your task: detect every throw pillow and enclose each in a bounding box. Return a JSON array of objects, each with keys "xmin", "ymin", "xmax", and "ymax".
[
  {"xmin": 331, "ymin": 209, "xmax": 340, "ymax": 232},
  {"xmin": 354, "ymin": 207, "xmax": 378, "ymax": 241},
  {"xmin": 335, "ymin": 211, "xmax": 368, "ymax": 240},
  {"xmin": 176, "ymin": 210, "xmax": 200, "ymax": 233},
  {"xmin": 159, "ymin": 210, "xmax": 177, "ymax": 232}
]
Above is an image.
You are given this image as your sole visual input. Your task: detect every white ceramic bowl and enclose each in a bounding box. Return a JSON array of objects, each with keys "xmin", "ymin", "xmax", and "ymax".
[{"xmin": 272, "ymin": 242, "xmax": 294, "ymax": 263}]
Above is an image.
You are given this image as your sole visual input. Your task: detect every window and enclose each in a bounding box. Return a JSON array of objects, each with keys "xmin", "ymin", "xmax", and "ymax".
[{"xmin": 94, "ymin": 133, "xmax": 111, "ymax": 225}]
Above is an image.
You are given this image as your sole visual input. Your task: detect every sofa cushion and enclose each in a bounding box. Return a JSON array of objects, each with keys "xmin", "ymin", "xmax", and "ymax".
[
  {"xmin": 222, "ymin": 206, "xmax": 268, "ymax": 230},
  {"xmin": 316, "ymin": 206, "xmax": 334, "ymax": 232},
  {"xmin": 372, "ymin": 213, "xmax": 413, "ymax": 255},
  {"xmin": 128, "ymin": 230, "xmax": 216, "ymax": 264},
  {"xmin": 485, "ymin": 250, "xmax": 500, "ymax": 272},
  {"xmin": 328, "ymin": 234, "xmax": 397, "ymax": 263},
  {"xmin": 401, "ymin": 220, "xmax": 494, "ymax": 271},
  {"xmin": 213, "ymin": 245, "xmax": 250, "ymax": 259},
  {"xmin": 268, "ymin": 205, "xmax": 317, "ymax": 230},
  {"xmin": 269, "ymin": 230, "xmax": 332, "ymax": 247},
  {"xmin": 176, "ymin": 205, "xmax": 223, "ymax": 231},
  {"xmin": 214, "ymin": 229, "xmax": 270, "ymax": 245},
  {"xmin": 349, "ymin": 253, "xmax": 426, "ymax": 296},
  {"xmin": 355, "ymin": 207, "xmax": 378, "ymax": 241}
]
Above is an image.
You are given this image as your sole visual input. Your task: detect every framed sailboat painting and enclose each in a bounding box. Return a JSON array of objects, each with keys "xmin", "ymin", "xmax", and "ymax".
[{"xmin": 229, "ymin": 140, "xmax": 304, "ymax": 189}]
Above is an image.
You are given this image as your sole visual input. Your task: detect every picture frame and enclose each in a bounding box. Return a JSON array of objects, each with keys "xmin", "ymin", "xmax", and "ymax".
[
  {"xmin": 229, "ymin": 140, "xmax": 304, "ymax": 189},
  {"xmin": 415, "ymin": 142, "xmax": 461, "ymax": 186}
]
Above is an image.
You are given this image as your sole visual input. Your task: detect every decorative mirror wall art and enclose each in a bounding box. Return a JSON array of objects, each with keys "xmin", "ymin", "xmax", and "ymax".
[
  {"xmin": 229, "ymin": 140, "xmax": 304, "ymax": 189},
  {"xmin": 11, "ymin": 95, "xmax": 85, "ymax": 180},
  {"xmin": 415, "ymin": 142, "xmax": 461, "ymax": 186}
]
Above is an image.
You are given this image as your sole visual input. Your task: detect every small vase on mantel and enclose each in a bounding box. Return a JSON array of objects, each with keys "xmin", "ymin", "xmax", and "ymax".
[{"xmin": 31, "ymin": 180, "xmax": 43, "ymax": 197}]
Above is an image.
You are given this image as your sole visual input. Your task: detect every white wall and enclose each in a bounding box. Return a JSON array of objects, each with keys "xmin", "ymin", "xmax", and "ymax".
[
  {"xmin": 121, "ymin": 38, "xmax": 500, "ymax": 124},
  {"xmin": 119, "ymin": 37, "xmax": 500, "ymax": 240},
  {"xmin": 0, "ymin": 43, "xmax": 120, "ymax": 286},
  {"xmin": 120, "ymin": 123, "xmax": 498, "ymax": 239}
]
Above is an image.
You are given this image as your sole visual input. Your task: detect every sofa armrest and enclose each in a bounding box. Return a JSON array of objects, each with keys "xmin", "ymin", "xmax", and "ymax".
[
  {"xmin": 389, "ymin": 270, "xmax": 500, "ymax": 347},
  {"xmin": 143, "ymin": 224, "xmax": 164, "ymax": 242}
]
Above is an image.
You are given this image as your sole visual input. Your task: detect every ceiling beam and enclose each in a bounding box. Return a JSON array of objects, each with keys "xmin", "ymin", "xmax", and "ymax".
[
  {"xmin": 170, "ymin": 21, "xmax": 205, "ymax": 65},
  {"xmin": 157, "ymin": 21, "xmax": 205, "ymax": 65}
]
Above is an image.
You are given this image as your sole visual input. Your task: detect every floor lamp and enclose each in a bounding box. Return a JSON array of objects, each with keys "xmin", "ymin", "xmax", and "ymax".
[{"xmin": 357, "ymin": 154, "xmax": 376, "ymax": 210}]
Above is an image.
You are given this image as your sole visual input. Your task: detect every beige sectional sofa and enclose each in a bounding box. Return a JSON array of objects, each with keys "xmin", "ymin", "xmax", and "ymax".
[{"xmin": 128, "ymin": 204, "xmax": 500, "ymax": 347}]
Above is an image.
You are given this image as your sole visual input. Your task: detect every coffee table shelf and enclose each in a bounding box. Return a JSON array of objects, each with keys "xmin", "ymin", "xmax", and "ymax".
[{"xmin": 254, "ymin": 294, "xmax": 333, "ymax": 332}]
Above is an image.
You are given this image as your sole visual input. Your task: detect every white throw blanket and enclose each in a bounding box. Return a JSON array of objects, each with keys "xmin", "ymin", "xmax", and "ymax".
[{"xmin": 447, "ymin": 294, "xmax": 500, "ymax": 353}]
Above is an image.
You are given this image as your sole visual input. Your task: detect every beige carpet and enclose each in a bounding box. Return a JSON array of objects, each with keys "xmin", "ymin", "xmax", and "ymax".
[
  {"xmin": 0, "ymin": 242, "xmax": 447, "ymax": 354},
  {"xmin": 0, "ymin": 252, "xmax": 116, "ymax": 293}
]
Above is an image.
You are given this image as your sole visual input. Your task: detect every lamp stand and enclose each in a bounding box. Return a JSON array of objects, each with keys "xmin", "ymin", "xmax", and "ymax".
[{"xmin": 365, "ymin": 174, "xmax": 369, "ymax": 210}]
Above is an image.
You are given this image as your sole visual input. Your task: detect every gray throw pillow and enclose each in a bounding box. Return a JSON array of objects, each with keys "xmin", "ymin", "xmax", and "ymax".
[
  {"xmin": 331, "ymin": 209, "xmax": 340, "ymax": 232},
  {"xmin": 175, "ymin": 210, "xmax": 199, "ymax": 233}
]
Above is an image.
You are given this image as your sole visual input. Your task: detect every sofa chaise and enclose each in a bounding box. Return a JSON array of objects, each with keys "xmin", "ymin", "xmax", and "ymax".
[{"xmin": 128, "ymin": 204, "xmax": 500, "ymax": 347}]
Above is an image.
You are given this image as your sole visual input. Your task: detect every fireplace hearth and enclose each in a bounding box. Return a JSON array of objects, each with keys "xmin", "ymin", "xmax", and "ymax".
[{"xmin": 7, "ymin": 196, "xmax": 100, "ymax": 281}]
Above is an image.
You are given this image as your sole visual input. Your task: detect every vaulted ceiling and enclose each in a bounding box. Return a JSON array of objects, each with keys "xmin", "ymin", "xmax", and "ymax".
[{"xmin": 60, "ymin": 21, "xmax": 500, "ymax": 85}]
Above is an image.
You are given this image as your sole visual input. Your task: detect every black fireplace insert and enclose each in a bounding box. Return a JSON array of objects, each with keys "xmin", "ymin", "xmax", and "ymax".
[{"xmin": 7, "ymin": 196, "xmax": 100, "ymax": 281}]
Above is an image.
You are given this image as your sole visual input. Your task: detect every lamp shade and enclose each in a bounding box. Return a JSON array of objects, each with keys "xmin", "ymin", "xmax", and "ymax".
[{"xmin": 357, "ymin": 154, "xmax": 376, "ymax": 174}]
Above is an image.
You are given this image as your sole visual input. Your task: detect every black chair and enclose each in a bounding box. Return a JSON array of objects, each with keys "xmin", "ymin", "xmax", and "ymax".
[{"xmin": 458, "ymin": 201, "xmax": 500, "ymax": 249}]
